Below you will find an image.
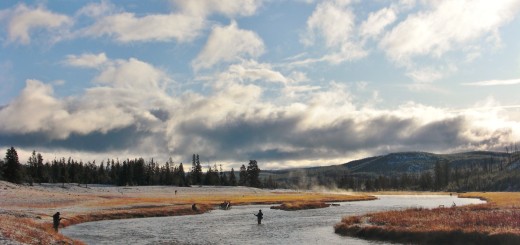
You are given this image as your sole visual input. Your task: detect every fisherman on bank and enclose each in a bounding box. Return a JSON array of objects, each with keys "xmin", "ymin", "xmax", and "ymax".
[
  {"xmin": 52, "ymin": 212, "xmax": 63, "ymax": 232},
  {"xmin": 254, "ymin": 209, "xmax": 263, "ymax": 224}
]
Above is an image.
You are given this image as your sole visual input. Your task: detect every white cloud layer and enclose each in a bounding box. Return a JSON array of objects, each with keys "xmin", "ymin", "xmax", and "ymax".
[{"xmin": 1, "ymin": 54, "xmax": 519, "ymax": 168}]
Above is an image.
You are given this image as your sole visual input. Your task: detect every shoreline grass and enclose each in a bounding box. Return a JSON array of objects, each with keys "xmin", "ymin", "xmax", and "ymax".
[
  {"xmin": 334, "ymin": 192, "xmax": 520, "ymax": 244},
  {"xmin": 270, "ymin": 201, "xmax": 331, "ymax": 211}
]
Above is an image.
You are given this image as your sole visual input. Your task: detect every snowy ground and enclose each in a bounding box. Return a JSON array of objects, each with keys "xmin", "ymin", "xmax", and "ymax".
[{"xmin": 0, "ymin": 181, "xmax": 281, "ymax": 212}]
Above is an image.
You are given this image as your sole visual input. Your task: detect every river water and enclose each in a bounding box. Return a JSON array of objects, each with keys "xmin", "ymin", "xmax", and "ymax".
[{"xmin": 62, "ymin": 195, "xmax": 485, "ymax": 245}]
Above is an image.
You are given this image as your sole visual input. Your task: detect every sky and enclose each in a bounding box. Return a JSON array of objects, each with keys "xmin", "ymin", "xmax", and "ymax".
[{"xmin": 1, "ymin": 0, "xmax": 520, "ymax": 170}]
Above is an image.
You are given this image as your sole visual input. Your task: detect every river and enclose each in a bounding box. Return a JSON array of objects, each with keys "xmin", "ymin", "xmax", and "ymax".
[{"xmin": 62, "ymin": 195, "xmax": 485, "ymax": 244}]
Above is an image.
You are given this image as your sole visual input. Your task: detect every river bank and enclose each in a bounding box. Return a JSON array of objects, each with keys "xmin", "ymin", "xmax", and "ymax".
[
  {"xmin": 334, "ymin": 192, "xmax": 520, "ymax": 244},
  {"xmin": 62, "ymin": 195, "xmax": 484, "ymax": 244},
  {"xmin": 0, "ymin": 181, "xmax": 373, "ymax": 244}
]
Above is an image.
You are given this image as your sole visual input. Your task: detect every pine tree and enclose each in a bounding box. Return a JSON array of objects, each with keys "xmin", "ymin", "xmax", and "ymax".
[
  {"xmin": 0, "ymin": 159, "xmax": 5, "ymax": 180},
  {"xmin": 246, "ymin": 160, "xmax": 261, "ymax": 187},
  {"xmin": 238, "ymin": 164, "xmax": 247, "ymax": 186},
  {"xmin": 27, "ymin": 150, "xmax": 38, "ymax": 184},
  {"xmin": 191, "ymin": 154, "xmax": 203, "ymax": 185},
  {"xmin": 178, "ymin": 162, "xmax": 186, "ymax": 186},
  {"xmin": 36, "ymin": 153, "xmax": 44, "ymax": 183},
  {"xmin": 4, "ymin": 147, "xmax": 22, "ymax": 183},
  {"xmin": 229, "ymin": 168, "xmax": 237, "ymax": 186}
]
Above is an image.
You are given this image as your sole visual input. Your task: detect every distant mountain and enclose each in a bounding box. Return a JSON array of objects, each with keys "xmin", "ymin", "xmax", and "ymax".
[
  {"xmin": 262, "ymin": 151, "xmax": 515, "ymax": 190},
  {"xmin": 340, "ymin": 151, "xmax": 509, "ymax": 175}
]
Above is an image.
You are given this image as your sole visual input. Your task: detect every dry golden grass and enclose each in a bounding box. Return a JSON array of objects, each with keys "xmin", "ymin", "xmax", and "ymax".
[
  {"xmin": 335, "ymin": 192, "xmax": 520, "ymax": 244},
  {"xmin": 459, "ymin": 192, "xmax": 520, "ymax": 207}
]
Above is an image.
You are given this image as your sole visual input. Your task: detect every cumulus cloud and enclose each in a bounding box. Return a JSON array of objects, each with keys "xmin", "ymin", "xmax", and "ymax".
[
  {"xmin": 380, "ymin": 0, "xmax": 520, "ymax": 64},
  {"xmin": 0, "ymin": 3, "xmax": 71, "ymax": 44},
  {"xmin": 192, "ymin": 21, "xmax": 265, "ymax": 70},
  {"xmin": 301, "ymin": 0, "xmax": 367, "ymax": 64},
  {"xmin": 94, "ymin": 58, "xmax": 170, "ymax": 91},
  {"xmin": 0, "ymin": 54, "xmax": 174, "ymax": 144}
]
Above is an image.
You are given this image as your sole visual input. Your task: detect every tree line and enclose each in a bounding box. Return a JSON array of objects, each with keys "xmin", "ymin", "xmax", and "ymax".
[{"xmin": 0, "ymin": 147, "xmax": 273, "ymax": 188}]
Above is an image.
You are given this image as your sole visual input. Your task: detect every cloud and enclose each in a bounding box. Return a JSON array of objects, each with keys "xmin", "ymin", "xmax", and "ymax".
[
  {"xmin": 2, "ymin": 69, "xmax": 519, "ymax": 168},
  {"xmin": 1, "ymin": 3, "xmax": 72, "ymax": 45},
  {"xmin": 80, "ymin": 12, "xmax": 205, "ymax": 43},
  {"xmin": 76, "ymin": 1, "xmax": 117, "ymax": 18},
  {"xmin": 301, "ymin": 0, "xmax": 367, "ymax": 64},
  {"xmin": 192, "ymin": 21, "xmax": 265, "ymax": 70},
  {"xmin": 463, "ymin": 78, "xmax": 520, "ymax": 86},
  {"xmin": 217, "ymin": 60, "xmax": 288, "ymax": 84},
  {"xmin": 77, "ymin": 0, "xmax": 263, "ymax": 44},
  {"xmin": 174, "ymin": 0, "xmax": 263, "ymax": 18},
  {"xmin": 0, "ymin": 54, "xmax": 174, "ymax": 144},
  {"xmin": 94, "ymin": 58, "xmax": 170, "ymax": 91},
  {"xmin": 65, "ymin": 53, "xmax": 108, "ymax": 68},
  {"xmin": 379, "ymin": 0, "xmax": 520, "ymax": 64},
  {"xmin": 359, "ymin": 7, "xmax": 397, "ymax": 39}
]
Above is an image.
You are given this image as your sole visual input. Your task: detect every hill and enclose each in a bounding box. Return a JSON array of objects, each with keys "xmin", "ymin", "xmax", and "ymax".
[{"xmin": 262, "ymin": 151, "xmax": 520, "ymax": 191}]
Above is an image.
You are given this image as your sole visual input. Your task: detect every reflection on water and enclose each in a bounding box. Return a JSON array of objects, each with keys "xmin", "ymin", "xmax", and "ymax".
[{"xmin": 62, "ymin": 195, "xmax": 485, "ymax": 245}]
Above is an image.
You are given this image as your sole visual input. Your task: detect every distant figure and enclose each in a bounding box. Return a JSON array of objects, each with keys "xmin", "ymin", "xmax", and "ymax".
[
  {"xmin": 192, "ymin": 203, "xmax": 198, "ymax": 211},
  {"xmin": 254, "ymin": 209, "xmax": 263, "ymax": 224},
  {"xmin": 175, "ymin": 190, "xmax": 177, "ymax": 195},
  {"xmin": 452, "ymin": 202, "xmax": 457, "ymax": 208},
  {"xmin": 52, "ymin": 212, "xmax": 63, "ymax": 232}
]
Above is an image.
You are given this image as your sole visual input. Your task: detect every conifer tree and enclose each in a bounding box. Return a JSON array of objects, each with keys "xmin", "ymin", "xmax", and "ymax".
[
  {"xmin": 246, "ymin": 160, "xmax": 261, "ymax": 187},
  {"xmin": 178, "ymin": 162, "xmax": 186, "ymax": 186},
  {"xmin": 4, "ymin": 147, "xmax": 22, "ymax": 183},
  {"xmin": 238, "ymin": 164, "xmax": 247, "ymax": 186},
  {"xmin": 229, "ymin": 168, "xmax": 237, "ymax": 186}
]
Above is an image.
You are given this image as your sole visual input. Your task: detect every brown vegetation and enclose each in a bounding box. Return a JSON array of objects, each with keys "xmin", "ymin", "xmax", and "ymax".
[
  {"xmin": 270, "ymin": 201, "xmax": 331, "ymax": 211},
  {"xmin": 335, "ymin": 192, "xmax": 520, "ymax": 244},
  {"xmin": 0, "ymin": 214, "xmax": 84, "ymax": 245}
]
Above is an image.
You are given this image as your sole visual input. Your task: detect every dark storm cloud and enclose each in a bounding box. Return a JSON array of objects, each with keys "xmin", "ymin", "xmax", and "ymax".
[
  {"xmin": 0, "ymin": 125, "xmax": 146, "ymax": 152},
  {"xmin": 168, "ymin": 110, "xmax": 502, "ymax": 164}
]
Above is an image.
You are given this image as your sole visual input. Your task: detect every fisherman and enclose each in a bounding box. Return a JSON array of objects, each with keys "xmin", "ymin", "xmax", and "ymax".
[
  {"xmin": 175, "ymin": 190, "xmax": 177, "ymax": 195},
  {"xmin": 192, "ymin": 203, "xmax": 198, "ymax": 211},
  {"xmin": 52, "ymin": 212, "xmax": 63, "ymax": 232},
  {"xmin": 254, "ymin": 209, "xmax": 263, "ymax": 224}
]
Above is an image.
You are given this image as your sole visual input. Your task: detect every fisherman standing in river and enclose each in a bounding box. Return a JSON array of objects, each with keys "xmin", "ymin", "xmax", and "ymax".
[{"xmin": 254, "ymin": 209, "xmax": 263, "ymax": 224}]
